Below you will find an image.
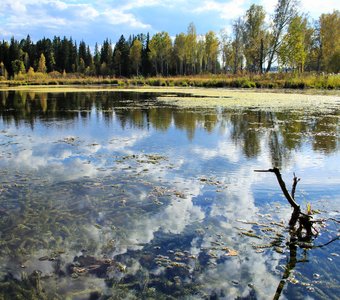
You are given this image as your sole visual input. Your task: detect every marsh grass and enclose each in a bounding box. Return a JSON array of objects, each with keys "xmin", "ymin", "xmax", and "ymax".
[{"xmin": 1, "ymin": 72, "xmax": 339, "ymax": 90}]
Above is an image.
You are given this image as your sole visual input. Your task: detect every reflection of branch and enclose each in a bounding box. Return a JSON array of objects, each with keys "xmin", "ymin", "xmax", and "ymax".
[
  {"xmin": 273, "ymin": 235, "xmax": 339, "ymax": 299},
  {"xmin": 273, "ymin": 237, "xmax": 297, "ymax": 300},
  {"xmin": 328, "ymin": 218, "xmax": 340, "ymax": 224},
  {"xmin": 314, "ymin": 236, "xmax": 340, "ymax": 248}
]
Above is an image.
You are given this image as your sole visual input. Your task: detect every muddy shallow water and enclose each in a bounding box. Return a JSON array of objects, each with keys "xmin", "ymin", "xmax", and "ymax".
[{"xmin": 0, "ymin": 89, "xmax": 339, "ymax": 299}]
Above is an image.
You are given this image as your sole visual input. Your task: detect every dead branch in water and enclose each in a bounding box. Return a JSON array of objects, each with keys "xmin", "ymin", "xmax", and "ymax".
[
  {"xmin": 255, "ymin": 167, "xmax": 338, "ymax": 300},
  {"xmin": 254, "ymin": 167, "xmax": 299, "ymax": 210},
  {"xmin": 254, "ymin": 167, "xmax": 314, "ymax": 238},
  {"xmin": 291, "ymin": 173, "xmax": 300, "ymax": 200}
]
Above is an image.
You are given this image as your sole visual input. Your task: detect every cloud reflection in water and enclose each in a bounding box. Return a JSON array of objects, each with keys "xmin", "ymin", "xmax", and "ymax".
[{"xmin": 0, "ymin": 90, "xmax": 339, "ymax": 299}]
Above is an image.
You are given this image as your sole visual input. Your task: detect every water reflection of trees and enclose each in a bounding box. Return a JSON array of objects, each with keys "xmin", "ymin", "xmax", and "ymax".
[
  {"xmin": 0, "ymin": 91, "xmax": 338, "ymax": 161},
  {"xmin": 225, "ymin": 108, "xmax": 339, "ymax": 167}
]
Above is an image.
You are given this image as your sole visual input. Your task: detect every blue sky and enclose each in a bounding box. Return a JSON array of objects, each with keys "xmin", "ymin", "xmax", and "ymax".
[{"xmin": 0, "ymin": 0, "xmax": 339, "ymax": 46}]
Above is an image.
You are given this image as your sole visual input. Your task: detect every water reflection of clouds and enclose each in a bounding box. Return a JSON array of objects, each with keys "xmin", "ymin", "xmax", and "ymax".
[
  {"xmin": 1, "ymin": 109, "xmax": 339, "ymax": 299},
  {"xmin": 191, "ymin": 164, "xmax": 284, "ymax": 298},
  {"xmin": 1, "ymin": 128, "xmax": 150, "ymax": 181},
  {"xmin": 112, "ymin": 178, "xmax": 204, "ymax": 255},
  {"xmin": 102, "ymin": 136, "xmax": 289, "ymax": 298},
  {"xmin": 105, "ymin": 132, "xmax": 150, "ymax": 152},
  {"xmin": 70, "ymin": 124, "xmax": 291, "ymax": 297},
  {"xmin": 283, "ymin": 150, "xmax": 340, "ymax": 186},
  {"xmin": 193, "ymin": 139, "xmax": 242, "ymax": 163},
  {"xmin": 5, "ymin": 145, "xmax": 101, "ymax": 181}
]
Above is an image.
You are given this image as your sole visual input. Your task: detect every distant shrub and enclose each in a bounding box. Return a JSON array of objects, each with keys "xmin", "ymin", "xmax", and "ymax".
[
  {"xmin": 146, "ymin": 78, "xmax": 159, "ymax": 86},
  {"xmin": 48, "ymin": 71, "xmax": 62, "ymax": 78},
  {"xmin": 229, "ymin": 79, "xmax": 242, "ymax": 88},
  {"xmin": 324, "ymin": 75, "xmax": 340, "ymax": 89},
  {"xmin": 240, "ymin": 79, "xmax": 256, "ymax": 88},
  {"xmin": 167, "ymin": 80, "xmax": 175, "ymax": 86},
  {"xmin": 183, "ymin": 81, "xmax": 190, "ymax": 87},
  {"xmin": 117, "ymin": 80, "xmax": 125, "ymax": 87},
  {"xmin": 284, "ymin": 80, "xmax": 305, "ymax": 89}
]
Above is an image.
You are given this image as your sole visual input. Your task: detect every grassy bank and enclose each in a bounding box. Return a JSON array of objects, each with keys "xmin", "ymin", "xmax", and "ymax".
[{"xmin": 0, "ymin": 73, "xmax": 339, "ymax": 90}]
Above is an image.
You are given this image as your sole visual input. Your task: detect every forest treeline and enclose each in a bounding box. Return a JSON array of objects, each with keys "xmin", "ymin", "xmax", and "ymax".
[{"xmin": 0, "ymin": 0, "xmax": 339, "ymax": 80}]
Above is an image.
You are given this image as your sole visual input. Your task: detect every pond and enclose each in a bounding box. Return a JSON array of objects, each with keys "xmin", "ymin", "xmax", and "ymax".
[{"xmin": 0, "ymin": 88, "xmax": 339, "ymax": 299}]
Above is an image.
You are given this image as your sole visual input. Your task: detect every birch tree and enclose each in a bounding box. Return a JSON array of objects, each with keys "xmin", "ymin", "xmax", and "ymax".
[
  {"xmin": 173, "ymin": 33, "xmax": 186, "ymax": 75},
  {"xmin": 266, "ymin": 0, "xmax": 298, "ymax": 72},
  {"xmin": 185, "ymin": 23, "xmax": 197, "ymax": 74},
  {"xmin": 232, "ymin": 17, "xmax": 244, "ymax": 74},
  {"xmin": 129, "ymin": 39, "xmax": 142, "ymax": 76},
  {"xmin": 243, "ymin": 4, "xmax": 266, "ymax": 73},
  {"xmin": 220, "ymin": 29, "xmax": 233, "ymax": 73},
  {"xmin": 205, "ymin": 31, "xmax": 219, "ymax": 73},
  {"xmin": 319, "ymin": 10, "xmax": 340, "ymax": 73},
  {"xmin": 149, "ymin": 32, "xmax": 172, "ymax": 76},
  {"xmin": 279, "ymin": 16, "xmax": 308, "ymax": 72}
]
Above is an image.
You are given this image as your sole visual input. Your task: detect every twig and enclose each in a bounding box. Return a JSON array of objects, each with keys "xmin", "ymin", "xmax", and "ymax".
[
  {"xmin": 314, "ymin": 236, "xmax": 340, "ymax": 248},
  {"xmin": 291, "ymin": 172, "xmax": 300, "ymax": 200},
  {"xmin": 328, "ymin": 218, "xmax": 340, "ymax": 224}
]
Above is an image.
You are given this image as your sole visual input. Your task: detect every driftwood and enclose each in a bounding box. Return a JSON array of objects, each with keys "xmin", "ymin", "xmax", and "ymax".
[{"xmin": 254, "ymin": 167, "xmax": 314, "ymax": 239}]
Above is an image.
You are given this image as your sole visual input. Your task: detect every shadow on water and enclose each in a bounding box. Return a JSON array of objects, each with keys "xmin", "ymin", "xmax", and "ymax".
[{"xmin": 0, "ymin": 90, "xmax": 339, "ymax": 299}]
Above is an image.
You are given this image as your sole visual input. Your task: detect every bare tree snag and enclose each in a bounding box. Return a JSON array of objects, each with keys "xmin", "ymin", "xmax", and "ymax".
[
  {"xmin": 255, "ymin": 167, "xmax": 338, "ymax": 300},
  {"xmin": 255, "ymin": 167, "xmax": 300, "ymax": 210},
  {"xmin": 254, "ymin": 167, "xmax": 314, "ymax": 238}
]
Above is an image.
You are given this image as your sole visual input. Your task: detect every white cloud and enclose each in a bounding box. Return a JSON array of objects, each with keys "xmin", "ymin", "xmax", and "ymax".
[
  {"xmin": 0, "ymin": 28, "xmax": 15, "ymax": 37},
  {"xmin": 193, "ymin": 0, "xmax": 247, "ymax": 20},
  {"xmin": 0, "ymin": 0, "xmax": 152, "ymax": 41},
  {"xmin": 9, "ymin": 1, "xmax": 27, "ymax": 13},
  {"xmin": 260, "ymin": 0, "xmax": 340, "ymax": 20},
  {"xmin": 102, "ymin": 9, "xmax": 151, "ymax": 29},
  {"xmin": 76, "ymin": 4, "xmax": 100, "ymax": 20},
  {"xmin": 121, "ymin": 0, "xmax": 163, "ymax": 10},
  {"xmin": 6, "ymin": 14, "xmax": 67, "ymax": 30},
  {"xmin": 300, "ymin": 0, "xmax": 340, "ymax": 19},
  {"xmin": 52, "ymin": 0, "xmax": 68, "ymax": 10},
  {"xmin": 259, "ymin": 0, "xmax": 276, "ymax": 15},
  {"xmin": 1, "ymin": 0, "xmax": 339, "ymax": 48}
]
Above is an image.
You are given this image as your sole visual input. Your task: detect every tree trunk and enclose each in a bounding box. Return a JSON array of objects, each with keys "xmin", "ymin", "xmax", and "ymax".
[{"xmin": 260, "ymin": 38, "xmax": 264, "ymax": 74}]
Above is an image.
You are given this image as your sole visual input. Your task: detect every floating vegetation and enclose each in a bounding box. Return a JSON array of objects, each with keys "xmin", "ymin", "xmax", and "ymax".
[
  {"xmin": 239, "ymin": 231, "xmax": 262, "ymax": 239},
  {"xmin": 118, "ymin": 153, "xmax": 168, "ymax": 165}
]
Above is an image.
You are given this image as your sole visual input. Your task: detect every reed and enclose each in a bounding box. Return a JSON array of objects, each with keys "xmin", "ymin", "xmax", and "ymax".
[{"xmin": 1, "ymin": 73, "xmax": 339, "ymax": 90}]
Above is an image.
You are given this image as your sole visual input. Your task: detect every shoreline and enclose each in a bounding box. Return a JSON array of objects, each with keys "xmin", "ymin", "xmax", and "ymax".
[{"xmin": 0, "ymin": 84, "xmax": 339, "ymax": 97}]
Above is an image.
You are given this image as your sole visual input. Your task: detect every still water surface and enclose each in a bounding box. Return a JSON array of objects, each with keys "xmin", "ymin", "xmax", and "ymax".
[{"xmin": 0, "ymin": 90, "xmax": 339, "ymax": 299}]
